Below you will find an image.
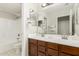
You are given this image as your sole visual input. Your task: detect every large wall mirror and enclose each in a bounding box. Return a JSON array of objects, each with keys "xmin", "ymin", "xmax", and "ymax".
[{"xmin": 27, "ymin": 3, "xmax": 79, "ymax": 36}]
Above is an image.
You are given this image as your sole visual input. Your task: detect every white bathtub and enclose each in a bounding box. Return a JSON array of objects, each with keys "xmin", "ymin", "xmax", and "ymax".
[{"xmin": 0, "ymin": 41, "xmax": 22, "ymax": 56}]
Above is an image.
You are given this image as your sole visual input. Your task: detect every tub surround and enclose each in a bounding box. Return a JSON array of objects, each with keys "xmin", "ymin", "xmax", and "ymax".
[{"xmin": 28, "ymin": 34, "xmax": 79, "ymax": 48}]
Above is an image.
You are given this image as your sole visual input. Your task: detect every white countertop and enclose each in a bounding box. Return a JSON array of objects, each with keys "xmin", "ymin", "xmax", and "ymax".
[{"xmin": 28, "ymin": 34, "xmax": 79, "ymax": 48}]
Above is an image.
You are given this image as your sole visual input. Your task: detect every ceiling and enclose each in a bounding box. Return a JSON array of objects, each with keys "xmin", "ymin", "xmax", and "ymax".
[
  {"xmin": 0, "ymin": 3, "xmax": 21, "ymax": 17},
  {"xmin": 42, "ymin": 3, "xmax": 74, "ymax": 14}
]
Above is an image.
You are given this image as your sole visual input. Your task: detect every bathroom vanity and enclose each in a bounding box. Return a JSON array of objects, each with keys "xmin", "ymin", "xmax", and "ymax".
[
  {"xmin": 28, "ymin": 34, "xmax": 79, "ymax": 56},
  {"xmin": 28, "ymin": 38, "xmax": 79, "ymax": 56}
]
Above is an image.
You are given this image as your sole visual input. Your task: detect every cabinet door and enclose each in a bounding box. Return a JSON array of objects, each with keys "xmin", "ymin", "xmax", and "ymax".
[
  {"xmin": 47, "ymin": 42, "xmax": 58, "ymax": 50},
  {"xmin": 46, "ymin": 48, "xmax": 58, "ymax": 56},
  {"xmin": 59, "ymin": 45, "xmax": 79, "ymax": 56},
  {"xmin": 29, "ymin": 44, "xmax": 37, "ymax": 56}
]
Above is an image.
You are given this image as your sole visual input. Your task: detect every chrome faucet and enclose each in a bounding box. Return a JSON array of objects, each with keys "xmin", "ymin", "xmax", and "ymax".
[
  {"xmin": 41, "ymin": 33, "xmax": 45, "ymax": 37},
  {"xmin": 62, "ymin": 34, "xmax": 68, "ymax": 40}
]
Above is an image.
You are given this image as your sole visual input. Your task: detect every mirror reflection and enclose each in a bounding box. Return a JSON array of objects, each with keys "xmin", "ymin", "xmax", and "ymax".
[{"xmin": 27, "ymin": 3, "xmax": 79, "ymax": 36}]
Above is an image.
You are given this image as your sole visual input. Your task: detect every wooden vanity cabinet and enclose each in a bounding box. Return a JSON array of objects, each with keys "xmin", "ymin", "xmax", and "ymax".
[{"xmin": 28, "ymin": 38, "xmax": 79, "ymax": 56}]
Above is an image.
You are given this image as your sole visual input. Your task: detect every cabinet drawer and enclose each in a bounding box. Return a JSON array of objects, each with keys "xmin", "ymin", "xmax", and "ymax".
[
  {"xmin": 38, "ymin": 51, "xmax": 46, "ymax": 56},
  {"xmin": 46, "ymin": 48, "xmax": 58, "ymax": 56},
  {"xmin": 38, "ymin": 40, "xmax": 46, "ymax": 47},
  {"xmin": 59, "ymin": 45, "xmax": 79, "ymax": 56},
  {"xmin": 47, "ymin": 42, "xmax": 58, "ymax": 50},
  {"xmin": 38, "ymin": 45, "xmax": 46, "ymax": 53},
  {"xmin": 29, "ymin": 38, "xmax": 37, "ymax": 45},
  {"xmin": 29, "ymin": 44, "xmax": 37, "ymax": 56},
  {"xmin": 59, "ymin": 52, "xmax": 72, "ymax": 56}
]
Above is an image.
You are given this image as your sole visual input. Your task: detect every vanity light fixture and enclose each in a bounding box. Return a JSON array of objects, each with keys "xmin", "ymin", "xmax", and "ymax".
[
  {"xmin": 41, "ymin": 3, "xmax": 47, "ymax": 7},
  {"xmin": 41, "ymin": 3, "xmax": 53, "ymax": 7}
]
